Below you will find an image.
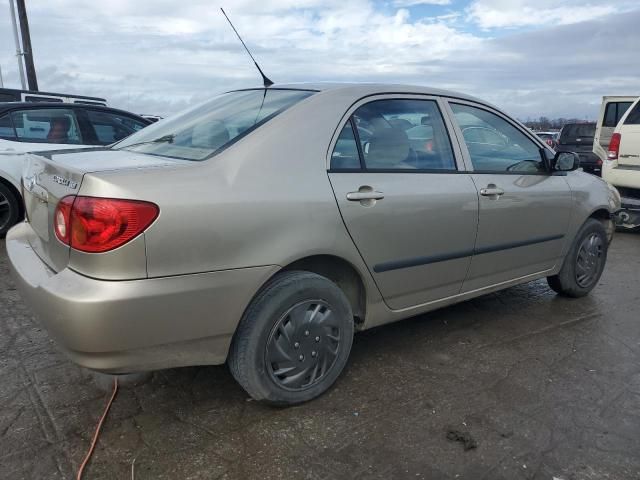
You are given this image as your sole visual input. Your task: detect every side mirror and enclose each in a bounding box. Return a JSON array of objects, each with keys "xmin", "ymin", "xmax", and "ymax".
[{"xmin": 553, "ymin": 151, "xmax": 580, "ymax": 172}]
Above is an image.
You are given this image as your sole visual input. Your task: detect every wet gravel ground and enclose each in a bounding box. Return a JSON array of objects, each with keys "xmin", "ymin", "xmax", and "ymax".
[{"xmin": 1, "ymin": 233, "xmax": 639, "ymax": 480}]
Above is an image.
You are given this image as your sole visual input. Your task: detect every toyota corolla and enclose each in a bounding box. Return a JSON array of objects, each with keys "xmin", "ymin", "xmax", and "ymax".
[{"xmin": 7, "ymin": 84, "xmax": 620, "ymax": 405}]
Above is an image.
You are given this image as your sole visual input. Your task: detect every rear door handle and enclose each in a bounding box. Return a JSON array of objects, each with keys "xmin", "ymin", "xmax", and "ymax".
[
  {"xmin": 480, "ymin": 186, "xmax": 505, "ymax": 197},
  {"xmin": 346, "ymin": 191, "xmax": 385, "ymax": 201}
]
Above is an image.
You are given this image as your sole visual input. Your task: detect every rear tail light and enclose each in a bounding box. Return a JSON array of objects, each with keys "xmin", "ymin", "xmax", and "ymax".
[
  {"xmin": 608, "ymin": 133, "xmax": 621, "ymax": 160},
  {"xmin": 54, "ymin": 196, "xmax": 159, "ymax": 253}
]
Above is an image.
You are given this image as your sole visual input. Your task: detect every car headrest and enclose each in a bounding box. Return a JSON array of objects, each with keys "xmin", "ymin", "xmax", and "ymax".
[{"xmin": 367, "ymin": 127, "xmax": 410, "ymax": 168}]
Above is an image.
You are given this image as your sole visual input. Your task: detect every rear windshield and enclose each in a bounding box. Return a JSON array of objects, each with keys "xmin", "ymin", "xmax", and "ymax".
[
  {"xmin": 560, "ymin": 123, "xmax": 595, "ymax": 140},
  {"xmin": 114, "ymin": 89, "xmax": 314, "ymax": 161}
]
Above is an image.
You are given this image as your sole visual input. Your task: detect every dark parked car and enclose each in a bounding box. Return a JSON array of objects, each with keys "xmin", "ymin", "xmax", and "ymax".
[{"xmin": 557, "ymin": 123, "xmax": 600, "ymax": 175}]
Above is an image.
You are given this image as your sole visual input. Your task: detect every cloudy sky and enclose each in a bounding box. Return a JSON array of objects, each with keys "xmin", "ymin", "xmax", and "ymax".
[{"xmin": 1, "ymin": 0, "xmax": 639, "ymax": 119}]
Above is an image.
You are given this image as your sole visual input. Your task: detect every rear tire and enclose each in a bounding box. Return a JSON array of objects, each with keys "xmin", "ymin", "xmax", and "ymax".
[
  {"xmin": 547, "ymin": 218, "xmax": 608, "ymax": 297},
  {"xmin": 228, "ymin": 271, "xmax": 354, "ymax": 405},
  {"xmin": 0, "ymin": 182, "xmax": 20, "ymax": 238}
]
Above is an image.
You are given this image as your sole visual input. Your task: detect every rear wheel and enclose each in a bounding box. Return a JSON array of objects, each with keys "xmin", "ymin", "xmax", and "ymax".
[
  {"xmin": 0, "ymin": 183, "xmax": 20, "ymax": 238},
  {"xmin": 547, "ymin": 218, "xmax": 608, "ymax": 297},
  {"xmin": 228, "ymin": 271, "xmax": 354, "ymax": 405}
]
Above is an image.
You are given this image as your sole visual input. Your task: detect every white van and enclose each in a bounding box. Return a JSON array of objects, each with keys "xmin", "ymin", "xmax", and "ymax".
[{"xmin": 601, "ymin": 96, "xmax": 640, "ymax": 230}]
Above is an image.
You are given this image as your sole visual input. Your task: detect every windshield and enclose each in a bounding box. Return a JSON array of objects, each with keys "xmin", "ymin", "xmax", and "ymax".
[{"xmin": 114, "ymin": 89, "xmax": 315, "ymax": 161}]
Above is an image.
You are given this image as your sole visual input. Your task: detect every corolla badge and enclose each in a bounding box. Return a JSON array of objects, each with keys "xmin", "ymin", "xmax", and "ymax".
[{"xmin": 53, "ymin": 175, "xmax": 78, "ymax": 189}]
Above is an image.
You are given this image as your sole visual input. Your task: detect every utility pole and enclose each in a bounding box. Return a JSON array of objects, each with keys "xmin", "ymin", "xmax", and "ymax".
[
  {"xmin": 8, "ymin": 0, "xmax": 27, "ymax": 89},
  {"xmin": 0, "ymin": 64, "xmax": 4, "ymax": 87},
  {"xmin": 16, "ymin": 0, "xmax": 38, "ymax": 91}
]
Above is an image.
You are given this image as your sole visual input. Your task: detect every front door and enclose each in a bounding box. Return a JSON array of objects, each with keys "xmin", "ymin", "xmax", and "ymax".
[
  {"xmin": 447, "ymin": 101, "xmax": 574, "ymax": 292},
  {"xmin": 328, "ymin": 97, "xmax": 479, "ymax": 310}
]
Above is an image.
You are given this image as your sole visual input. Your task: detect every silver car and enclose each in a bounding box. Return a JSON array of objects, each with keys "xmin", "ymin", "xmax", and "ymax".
[{"xmin": 7, "ymin": 84, "xmax": 621, "ymax": 405}]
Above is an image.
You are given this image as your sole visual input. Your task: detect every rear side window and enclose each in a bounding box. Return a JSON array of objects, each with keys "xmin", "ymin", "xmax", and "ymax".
[
  {"xmin": 332, "ymin": 99, "xmax": 456, "ymax": 171},
  {"xmin": 86, "ymin": 110, "xmax": 147, "ymax": 144},
  {"xmin": 0, "ymin": 114, "xmax": 16, "ymax": 140},
  {"xmin": 10, "ymin": 108, "xmax": 83, "ymax": 144},
  {"xmin": 451, "ymin": 103, "xmax": 545, "ymax": 173},
  {"xmin": 624, "ymin": 101, "xmax": 640, "ymax": 125},
  {"xmin": 115, "ymin": 89, "xmax": 314, "ymax": 161},
  {"xmin": 330, "ymin": 121, "xmax": 361, "ymax": 169},
  {"xmin": 604, "ymin": 101, "xmax": 633, "ymax": 127}
]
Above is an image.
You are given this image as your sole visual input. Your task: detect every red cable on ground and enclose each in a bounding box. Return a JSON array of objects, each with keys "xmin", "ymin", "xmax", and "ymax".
[{"xmin": 76, "ymin": 377, "xmax": 119, "ymax": 480}]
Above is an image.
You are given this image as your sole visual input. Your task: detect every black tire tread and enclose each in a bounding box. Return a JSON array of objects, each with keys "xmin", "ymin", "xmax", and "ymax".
[{"xmin": 0, "ymin": 182, "xmax": 20, "ymax": 238}]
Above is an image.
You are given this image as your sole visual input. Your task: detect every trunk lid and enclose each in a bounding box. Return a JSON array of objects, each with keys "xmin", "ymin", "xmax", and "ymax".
[{"xmin": 22, "ymin": 148, "xmax": 178, "ymax": 272}]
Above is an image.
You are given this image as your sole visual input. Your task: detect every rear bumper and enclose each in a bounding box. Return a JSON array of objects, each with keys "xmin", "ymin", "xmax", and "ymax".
[
  {"xmin": 603, "ymin": 162, "xmax": 640, "ymax": 189},
  {"xmin": 6, "ymin": 222, "xmax": 278, "ymax": 373}
]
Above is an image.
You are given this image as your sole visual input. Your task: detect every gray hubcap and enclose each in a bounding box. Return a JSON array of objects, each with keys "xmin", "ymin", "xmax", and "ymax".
[
  {"xmin": 0, "ymin": 191, "xmax": 12, "ymax": 231},
  {"xmin": 575, "ymin": 232, "xmax": 604, "ymax": 287},
  {"xmin": 266, "ymin": 300, "xmax": 341, "ymax": 391}
]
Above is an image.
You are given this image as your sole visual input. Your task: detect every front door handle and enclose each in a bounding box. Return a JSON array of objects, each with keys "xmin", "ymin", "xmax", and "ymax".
[
  {"xmin": 346, "ymin": 191, "xmax": 385, "ymax": 201},
  {"xmin": 480, "ymin": 185, "xmax": 505, "ymax": 198}
]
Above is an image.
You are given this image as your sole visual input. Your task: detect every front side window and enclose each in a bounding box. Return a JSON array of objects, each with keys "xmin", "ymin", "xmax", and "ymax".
[
  {"xmin": 10, "ymin": 108, "xmax": 83, "ymax": 144},
  {"xmin": 115, "ymin": 89, "xmax": 314, "ymax": 161},
  {"xmin": 339, "ymin": 99, "xmax": 455, "ymax": 171},
  {"xmin": 86, "ymin": 110, "xmax": 147, "ymax": 144},
  {"xmin": 0, "ymin": 114, "xmax": 16, "ymax": 140},
  {"xmin": 623, "ymin": 101, "xmax": 640, "ymax": 125},
  {"xmin": 450, "ymin": 103, "xmax": 545, "ymax": 173},
  {"xmin": 604, "ymin": 101, "xmax": 633, "ymax": 127}
]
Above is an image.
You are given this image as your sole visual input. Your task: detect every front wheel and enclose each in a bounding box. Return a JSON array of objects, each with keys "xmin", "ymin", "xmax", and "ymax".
[
  {"xmin": 547, "ymin": 218, "xmax": 608, "ymax": 297},
  {"xmin": 228, "ymin": 271, "xmax": 354, "ymax": 405}
]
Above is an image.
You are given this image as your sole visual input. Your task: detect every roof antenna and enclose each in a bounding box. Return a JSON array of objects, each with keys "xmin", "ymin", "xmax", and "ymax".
[{"xmin": 220, "ymin": 8, "xmax": 274, "ymax": 88}]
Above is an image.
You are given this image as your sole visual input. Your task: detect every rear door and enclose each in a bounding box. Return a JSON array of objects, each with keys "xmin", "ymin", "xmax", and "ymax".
[
  {"xmin": 328, "ymin": 95, "xmax": 479, "ymax": 310},
  {"xmin": 446, "ymin": 100, "xmax": 573, "ymax": 292},
  {"xmin": 594, "ymin": 97, "xmax": 635, "ymax": 161},
  {"xmin": 617, "ymin": 99, "xmax": 640, "ymax": 168}
]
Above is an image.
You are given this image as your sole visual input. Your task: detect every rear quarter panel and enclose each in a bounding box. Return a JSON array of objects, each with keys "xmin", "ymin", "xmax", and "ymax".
[{"xmin": 81, "ymin": 89, "xmax": 384, "ymax": 310}]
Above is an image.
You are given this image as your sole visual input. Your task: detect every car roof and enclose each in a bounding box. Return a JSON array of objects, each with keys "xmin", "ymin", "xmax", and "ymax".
[
  {"xmin": 232, "ymin": 82, "xmax": 494, "ymax": 108},
  {"xmin": 0, "ymin": 102, "xmax": 151, "ymax": 122}
]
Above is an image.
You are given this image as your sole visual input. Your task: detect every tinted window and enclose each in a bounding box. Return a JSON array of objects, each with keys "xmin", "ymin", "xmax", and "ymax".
[
  {"xmin": 331, "ymin": 121, "xmax": 360, "ymax": 169},
  {"xmin": 560, "ymin": 123, "xmax": 595, "ymax": 141},
  {"xmin": 115, "ymin": 89, "xmax": 314, "ymax": 161},
  {"xmin": 86, "ymin": 110, "xmax": 147, "ymax": 144},
  {"xmin": 624, "ymin": 101, "xmax": 640, "ymax": 125},
  {"xmin": 0, "ymin": 114, "xmax": 16, "ymax": 140},
  {"xmin": 451, "ymin": 103, "xmax": 544, "ymax": 173},
  {"xmin": 604, "ymin": 101, "xmax": 633, "ymax": 127},
  {"xmin": 11, "ymin": 108, "xmax": 83, "ymax": 144},
  {"xmin": 23, "ymin": 95, "xmax": 64, "ymax": 103},
  {"xmin": 351, "ymin": 99, "xmax": 455, "ymax": 170}
]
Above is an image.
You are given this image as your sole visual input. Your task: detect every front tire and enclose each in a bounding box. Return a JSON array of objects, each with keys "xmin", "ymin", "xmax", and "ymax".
[
  {"xmin": 228, "ymin": 271, "xmax": 354, "ymax": 405},
  {"xmin": 0, "ymin": 182, "xmax": 21, "ymax": 238},
  {"xmin": 547, "ymin": 218, "xmax": 608, "ymax": 297}
]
